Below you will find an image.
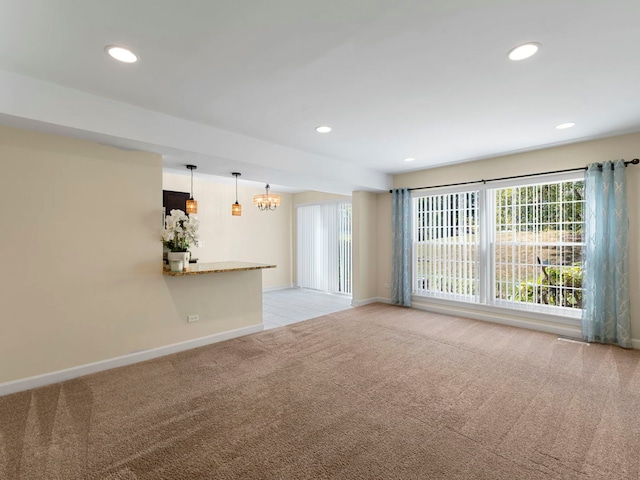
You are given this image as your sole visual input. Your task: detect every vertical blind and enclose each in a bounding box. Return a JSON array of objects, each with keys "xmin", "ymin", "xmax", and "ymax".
[
  {"xmin": 412, "ymin": 174, "xmax": 584, "ymax": 317},
  {"xmin": 413, "ymin": 191, "xmax": 480, "ymax": 302},
  {"xmin": 493, "ymin": 180, "xmax": 584, "ymax": 311},
  {"xmin": 296, "ymin": 202, "xmax": 352, "ymax": 294}
]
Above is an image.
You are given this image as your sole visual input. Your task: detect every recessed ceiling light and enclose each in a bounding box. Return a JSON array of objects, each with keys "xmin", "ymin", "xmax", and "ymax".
[
  {"xmin": 556, "ymin": 122, "xmax": 576, "ymax": 130},
  {"xmin": 403, "ymin": 157, "xmax": 416, "ymax": 162},
  {"xmin": 105, "ymin": 45, "xmax": 138, "ymax": 63},
  {"xmin": 315, "ymin": 126, "xmax": 332, "ymax": 133},
  {"xmin": 507, "ymin": 42, "xmax": 540, "ymax": 61}
]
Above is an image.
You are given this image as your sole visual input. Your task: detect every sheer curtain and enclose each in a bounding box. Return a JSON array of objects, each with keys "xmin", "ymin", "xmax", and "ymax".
[
  {"xmin": 581, "ymin": 160, "xmax": 631, "ymax": 347},
  {"xmin": 391, "ymin": 189, "xmax": 412, "ymax": 307}
]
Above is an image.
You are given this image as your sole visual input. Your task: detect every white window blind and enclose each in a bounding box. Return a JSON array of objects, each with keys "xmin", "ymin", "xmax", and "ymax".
[
  {"xmin": 413, "ymin": 191, "xmax": 480, "ymax": 302},
  {"xmin": 493, "ymin": 180, "xmax": 584, "ymax": 313},
  {"xmin": 297, "ymin": 202, "xmax": 352, "ymax": 294}
]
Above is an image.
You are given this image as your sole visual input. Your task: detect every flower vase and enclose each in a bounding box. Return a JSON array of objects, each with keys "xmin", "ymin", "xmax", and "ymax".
[
  {"xmin": 167, "ymin": 252, "xmax": 190, "ymax": 271},
  {"xmin": 168, "ymin": 259, "xmax": 183, "ymax": 272}
]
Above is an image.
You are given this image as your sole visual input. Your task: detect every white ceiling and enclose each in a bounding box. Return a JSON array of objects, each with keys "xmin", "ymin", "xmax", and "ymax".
[{"xmin": 0, "ymin": 0, "xmax": 639, "ymax": 194}]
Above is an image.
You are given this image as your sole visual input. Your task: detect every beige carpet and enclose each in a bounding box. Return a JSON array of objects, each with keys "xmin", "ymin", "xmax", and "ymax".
[{"xmin": 2, "ymin": 304, "xmax": 640, "ymax": 479}]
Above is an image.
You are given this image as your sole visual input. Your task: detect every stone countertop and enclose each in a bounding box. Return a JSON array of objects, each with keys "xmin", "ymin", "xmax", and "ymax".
[{"xmin": 163, "ymin": 261, "xmax": 277, "ymax": 276}]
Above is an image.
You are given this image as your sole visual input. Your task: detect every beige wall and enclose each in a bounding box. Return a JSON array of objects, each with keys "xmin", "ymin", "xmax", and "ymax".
[
  {"xmin": 394, "ymin": 132, "xmax": 640, "ymax": 189},
  {"xmin": 6, "ymin": 124, "xmax": 638, "ymax": 385},
  {"xmin": 292, "ymin": 191, "xmax": 351, "ymax": 205},
  {"xmin": 163, "ymin": 173, "xmax": 292, "ymax": 288},
  {"xmin": 376, "ymin": 192, "xmax": 393, "ymax": 299},
  {"xmin": 352, "ymin": 191, "xmax": 379, "ymax": 303},
  {"xmin": 381, "ymin": 132, "xmax": 640, "ymax": 341},
  {"xmin": 0, "ymin": 127, "xmax": 264, "ymax": 385}
]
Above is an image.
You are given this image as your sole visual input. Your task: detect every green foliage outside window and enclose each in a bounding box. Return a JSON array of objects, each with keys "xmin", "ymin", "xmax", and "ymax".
[
  {"xmin": 495, "ymin": 181, "xmax": 584, "ymax": 233},
  {"xmin": 415, "ymin": 179, "xmax": 585, "ymax": 311},
  {"xmin": 513, "ymin": 262, "xmax": 583, "ymax": 308}
]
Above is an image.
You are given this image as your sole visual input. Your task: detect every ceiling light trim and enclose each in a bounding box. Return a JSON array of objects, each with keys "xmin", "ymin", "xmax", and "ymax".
[
  {"xmin": 105, "ymin": 45, "xmax": 139, "ymax": 63},
  {"xmin": 507, "ymin": 42, "xmax": 540, "ymax": 61}
]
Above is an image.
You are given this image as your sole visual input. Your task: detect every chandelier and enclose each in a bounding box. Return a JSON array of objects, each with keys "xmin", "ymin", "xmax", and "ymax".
[{"xmin": 253, "ymin": 184, "xmax": 281, "ymax": 211}]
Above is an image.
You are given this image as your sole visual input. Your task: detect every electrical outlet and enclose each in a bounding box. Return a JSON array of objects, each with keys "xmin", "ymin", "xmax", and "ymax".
[
  {"xmin": 384, "ymin": 283, "xmax": 390, "ymax": 289},
  {"xmin": 187, "ymin": 314, "xmax": 200, "ymax": 323}
]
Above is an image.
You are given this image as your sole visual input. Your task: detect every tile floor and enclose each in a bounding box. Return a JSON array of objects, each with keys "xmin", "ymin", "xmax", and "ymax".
[{"xmin": 263, "ymin": 288, "xmax": 353, "ymax": 330}]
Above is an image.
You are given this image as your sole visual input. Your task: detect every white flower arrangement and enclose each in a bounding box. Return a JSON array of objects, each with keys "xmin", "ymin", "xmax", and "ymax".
[{"xmin": 162, "ymin": 209, "xmax": 200, "ymax": 252}]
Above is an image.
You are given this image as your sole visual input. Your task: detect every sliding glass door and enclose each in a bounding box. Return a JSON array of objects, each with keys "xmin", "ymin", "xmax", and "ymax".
[{"xmin": 296, "ymin": 202, "xmax": 352, "ymax": 295}]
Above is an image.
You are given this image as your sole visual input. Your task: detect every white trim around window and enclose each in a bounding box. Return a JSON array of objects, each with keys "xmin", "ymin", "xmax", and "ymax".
[{"xmin": 410, "ymin": 171, "xmax": 585, "ymax": 324}]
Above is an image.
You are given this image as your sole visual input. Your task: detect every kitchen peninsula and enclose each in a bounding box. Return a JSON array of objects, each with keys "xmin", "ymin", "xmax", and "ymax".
[
  {"xmin": 163, "ymin": 261, "xmax": 276, "ymax": 333},
  {"xmin": 163, "ymin": 261, "xmax": 276, "ymax": 276}
]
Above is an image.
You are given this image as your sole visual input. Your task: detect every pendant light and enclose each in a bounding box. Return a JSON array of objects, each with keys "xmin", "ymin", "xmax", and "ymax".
[
  {"xmin": 253, "ymin": 183, "xmax": 281, "ymax": 211},
  {"xmin": 185, "ymin": 165, "xmax": 198, "ymax": 215},
  {"xmin": 231, "ymin": 172, "xmax": 242, "ymax": 216}
]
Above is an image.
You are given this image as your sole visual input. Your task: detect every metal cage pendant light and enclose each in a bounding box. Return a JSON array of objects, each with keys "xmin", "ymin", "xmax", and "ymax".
[
  {"xmin": 185, "ymin": 165, "xmax": 198, "ymax": 215},
  {"xmin": 231, "ymin": 172, "xmax": 242, "ymax": 216},
  {"xmin": 253, "ymin": 184, "xmax": 281, "ymax": 211}
]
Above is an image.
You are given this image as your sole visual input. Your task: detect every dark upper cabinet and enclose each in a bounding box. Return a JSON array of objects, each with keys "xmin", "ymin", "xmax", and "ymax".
[{"xmin": 163, "ymin": 190, "xmax": 189, "ymax": 216}]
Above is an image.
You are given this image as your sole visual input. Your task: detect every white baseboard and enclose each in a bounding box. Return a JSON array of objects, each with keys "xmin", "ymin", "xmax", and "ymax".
[
  {"xmin": 411, "ymin": 302, "xmax": 582, "ymax": 338},
  {"xmin": 411, "ymin": 302, "xmax": 640, "ymax": 349},
  {"xmin": 0, "ymin": 324, "xmax": 264, "ymax": 397},
  {"xmin": 4, "ymin": 307, "xmax": 635, "ymax": 398},
  {"xmin": 351, "ymin": 297, "xmax": 392, "ymax": 307},
  {"xmin": 263, "ymin": 283, "xmax": 294, "ymax": 292}
]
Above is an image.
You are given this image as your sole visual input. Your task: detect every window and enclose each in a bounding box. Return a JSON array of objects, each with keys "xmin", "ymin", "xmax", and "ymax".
[
  {"xmin": 413, "ymin": 175, "xmax": 584, "ymax": 317},
  {"xmin": 414, "ymin": 191, "xmax": 479, "ymax": 302},
  {"xmin": 297, "ymin": 202, "xmax": 352, "ymax": 295}
]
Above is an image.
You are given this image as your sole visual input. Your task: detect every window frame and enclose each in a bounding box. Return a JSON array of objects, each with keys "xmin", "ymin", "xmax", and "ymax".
[{"xmin": 410, "ymin": 171, "xmax": 585, "ymax": 325}]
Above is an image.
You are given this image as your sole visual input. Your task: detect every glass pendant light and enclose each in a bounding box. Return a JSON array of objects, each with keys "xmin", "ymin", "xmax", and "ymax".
[
  {"xmin": 231, "ymin": 172, "xmax": 242, "ymax": 216},
  {"xmin": 185, "ymin": 165, "xmax": 198, "ymax": 215}
]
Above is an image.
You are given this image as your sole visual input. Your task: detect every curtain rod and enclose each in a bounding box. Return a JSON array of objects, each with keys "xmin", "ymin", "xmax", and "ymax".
[{"xmin": 390, "ymin": 158, "xmax": 640, "ymax": 193}]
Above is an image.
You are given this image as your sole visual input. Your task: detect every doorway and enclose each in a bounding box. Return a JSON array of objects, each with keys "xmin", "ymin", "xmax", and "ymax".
[{"xmin": 296, "ymin": 201, "xmax": 352, "ymax": 295}]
